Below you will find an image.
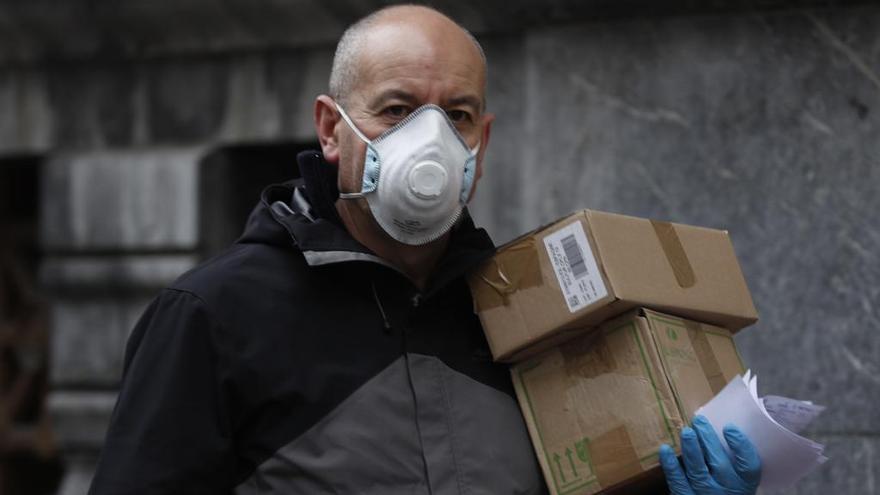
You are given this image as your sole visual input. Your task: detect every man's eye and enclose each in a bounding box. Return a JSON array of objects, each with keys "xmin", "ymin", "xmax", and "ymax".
[
  {"xmin": 446, "ymin": 109, "xmax": 472, "ymax": 123},
  {"xmin": 384, "ymin": 105, "xmax": 410, "ymax": 118}
]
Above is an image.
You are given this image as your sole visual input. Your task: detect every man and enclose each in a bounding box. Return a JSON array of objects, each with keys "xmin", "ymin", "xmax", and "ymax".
[{"xmin": 89, "ymin": 5, "xmax": 760, "ymax": 494}]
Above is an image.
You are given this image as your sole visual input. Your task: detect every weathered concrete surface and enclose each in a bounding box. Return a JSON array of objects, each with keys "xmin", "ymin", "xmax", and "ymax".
[
  {"xmin": 53, "ymin": 454, "xmax": 98, "ymax": 495},
  {"xmin": 497, "ymin": 7, "xmax": 880, "ymax": 492},
  {"xmin": 40, "ymin": 148, "xmax": 201, "ymax": 250},
  {"xmin": 0, "ymin": 0, "xmax": 346, "ymax": 64},
  {"xmin": 0, "ymin": 49, "xmax": 333, "ymax": 152},
  {"xmin": 518, "ymin": 5, "xmax": 880, "ymax": 429},
  {"xmin": 49, "ymin": 296, "xmax": 156, "ymax": 388},
  {"xmin": 41, "ymin": 254, "xmax": 194, "ymax": 388},
  {"xmin": 48, "ymin": 393, "xmax": 114, "ymax": 495},
  {"xmin": 775, "ymin": 434, "xmax": 879, "ymax": 494},
  {"xmin": 47, "ymin": 392, "xmax": 117, "ymax": 451},
  {"xmin": 0, "ymin": 0, "xmax": 874, "ymax": 64},
  {"xmin": 36, "ymin": 146, "xmax": 204, "ymax": 491},
  {"xmin": 40, "ymin": 255, "xmax": 198, "ymax": 292},
  {"xmin": 0, "ymin": 70, "xmax": 52, "ymax": 152},
  {"xmin": 469, "ymin": 35, "xmax": 528, "ymax": 243}
]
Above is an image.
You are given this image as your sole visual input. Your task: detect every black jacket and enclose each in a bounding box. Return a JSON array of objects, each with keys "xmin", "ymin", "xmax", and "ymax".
[{"xmin": 89, "ymin": 151, "xmax": 545, "ymax": 494}]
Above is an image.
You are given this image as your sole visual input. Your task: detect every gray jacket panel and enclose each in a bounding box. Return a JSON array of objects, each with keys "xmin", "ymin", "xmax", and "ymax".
[{"xmin": 236, "ymin": 354, "xmax": 543, "ymax": 495}]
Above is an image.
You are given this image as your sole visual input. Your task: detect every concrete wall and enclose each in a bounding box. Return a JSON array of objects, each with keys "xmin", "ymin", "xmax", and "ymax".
[
  {"xmin": 472, "ymin": 8, "xmax": 880, "ymax": 494},
  {"xmin": 0, "ymin": 2, "xmax": 877, "ymax": 493}
]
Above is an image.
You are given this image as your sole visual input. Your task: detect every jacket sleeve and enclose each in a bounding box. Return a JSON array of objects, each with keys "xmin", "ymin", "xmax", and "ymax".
[{"xmin": 89, "ymin": 288, "xmax": 236, "ymax": 494}]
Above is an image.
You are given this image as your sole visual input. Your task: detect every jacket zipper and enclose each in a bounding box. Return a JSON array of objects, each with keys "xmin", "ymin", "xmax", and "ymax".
[{"xmin": 402, "ymin": 290, "xmax": 433, "ymax": 494}]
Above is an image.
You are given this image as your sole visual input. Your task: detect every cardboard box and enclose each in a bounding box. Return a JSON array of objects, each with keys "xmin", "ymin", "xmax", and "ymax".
[
  {"xmin": 468, "ymin": 210, "xmax": 757, "ymax": 362},
  {"xmin": 512, "ymin": 309, "xmax": 746, "ymax": 495}
]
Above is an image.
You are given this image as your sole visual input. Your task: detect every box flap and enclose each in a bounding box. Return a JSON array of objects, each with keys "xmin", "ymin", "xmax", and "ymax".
[
  {"xmin": 587, "ymin": 211, "xmax": 758, "ymax": 330},
  {"xmin": 642, "ymin": 309, "xmax": 745, "ymax": 421},
  {"xmin": 469, "ymin": 235, "xmax": 543, "ymax": 311}
]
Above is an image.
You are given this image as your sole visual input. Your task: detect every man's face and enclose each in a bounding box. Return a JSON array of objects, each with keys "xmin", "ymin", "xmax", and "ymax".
[{"xmin": 326, "ymin": 21, "xmax": 492, "ymax": 204}]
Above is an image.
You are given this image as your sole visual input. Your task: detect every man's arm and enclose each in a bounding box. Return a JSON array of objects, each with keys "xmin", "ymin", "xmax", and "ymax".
[
  {"xmin": 660, "ymin": 415, "xmax": 762, "ymax": 495},
  {"xmin": 89, "ymin": 289, "xmax": 237, "ymax": 494}
]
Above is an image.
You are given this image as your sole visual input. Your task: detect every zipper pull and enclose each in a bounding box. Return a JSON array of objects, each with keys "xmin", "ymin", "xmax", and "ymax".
[
  {"xmin": 371, "ymin": 282, "xmax": 392, "ymax": 334},
  {"xmin": 410, "ymin": 293, "xmax": 422, "ymax": 308}
]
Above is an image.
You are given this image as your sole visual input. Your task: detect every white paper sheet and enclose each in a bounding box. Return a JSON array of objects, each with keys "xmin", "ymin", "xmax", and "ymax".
[
  {"xmin": 762, "ymin": 396, "xmax": 825, "ymax": 434},
  {"xmin": 696, "ymin": 373, "xmax": 827, "ymax": 491}
]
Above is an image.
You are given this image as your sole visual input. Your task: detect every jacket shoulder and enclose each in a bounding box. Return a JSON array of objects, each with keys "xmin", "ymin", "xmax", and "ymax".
[{"xmin": 170, "ymin": 242, "xmax": 310, "ymax": 318}]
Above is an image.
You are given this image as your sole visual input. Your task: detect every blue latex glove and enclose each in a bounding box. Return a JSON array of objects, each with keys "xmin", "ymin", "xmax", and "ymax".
[{"xmin": 659, "ymin": 415, "xmax": 762, "ymax": 495}]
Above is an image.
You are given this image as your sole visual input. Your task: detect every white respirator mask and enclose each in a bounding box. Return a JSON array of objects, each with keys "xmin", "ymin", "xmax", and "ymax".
[{"xmin": 335, "ymin": 103, "xmax": 480, "ymax": 245}]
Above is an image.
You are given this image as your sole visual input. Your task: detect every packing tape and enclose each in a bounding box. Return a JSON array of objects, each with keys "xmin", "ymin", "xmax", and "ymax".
[
  {"xmin": 650, "ymin": 220, "xmax": 696, "ymax": 289},
  {"xmin": 600, "ymin": 466, "xmax": 668, "ymax": 495},
  {"xmin": 591, "ymin": 425, "xmax": 643, "ymax": 489},
  {"xmin": 471, "ymin": 238, "xmax": 542, "ymax": 310},
  {"xmin": 684, "ymin": 321, "xmax": 727, "ymax": 395}
]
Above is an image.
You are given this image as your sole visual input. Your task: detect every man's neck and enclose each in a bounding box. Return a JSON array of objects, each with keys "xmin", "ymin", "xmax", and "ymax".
[{"xmin": 336, "ymin": 200, "xmax": 449, "ymax": 290}]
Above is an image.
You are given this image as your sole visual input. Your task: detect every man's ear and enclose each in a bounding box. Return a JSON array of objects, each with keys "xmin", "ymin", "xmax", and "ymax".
[
  {"xmin": 314, "ymin": 95, "xmax": 341, "ymax": 164},
  {"xmin": 475, "ymin": 114, "xmax": 495, "ymax": 180},
  {"xmin": 468, "ymin": 112, "xmax": 494, "ymax": 202}
]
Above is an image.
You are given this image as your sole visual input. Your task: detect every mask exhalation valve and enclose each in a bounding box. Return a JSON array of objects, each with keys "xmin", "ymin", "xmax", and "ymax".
[{"xmin": 408, "ymin": 160, "xmax": 448, "ymax": 200}]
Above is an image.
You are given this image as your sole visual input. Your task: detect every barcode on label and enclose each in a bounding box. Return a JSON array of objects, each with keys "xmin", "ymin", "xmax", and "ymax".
[
  {"xmin": 561, "ymin": 234, "xmax": 587, "ymax": 278},
  {"xmin": 544, "ymin": 220, "xmax": 608, "ymax": 314}
]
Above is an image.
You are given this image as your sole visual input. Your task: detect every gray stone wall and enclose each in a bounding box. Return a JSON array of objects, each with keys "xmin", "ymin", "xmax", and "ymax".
[
  {"xmin": 472, "ymin": 7, "xmax": 880, "ymax": 494},
  {"xmin": 0, "ymin": 51, "xmax": 332, "ymax": 154},
  {"xmin": 38, "ymin": 149, "xmax": 203, "ymax": 495},
  {"xmin": 0, "ymin": 2, "xmax": 876, "ymax": 493}
]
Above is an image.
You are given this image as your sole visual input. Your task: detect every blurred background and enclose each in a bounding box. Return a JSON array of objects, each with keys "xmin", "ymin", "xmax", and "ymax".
[{"xmin": 0, "ymin": 0, "xmax": 878, "ymax": 493}]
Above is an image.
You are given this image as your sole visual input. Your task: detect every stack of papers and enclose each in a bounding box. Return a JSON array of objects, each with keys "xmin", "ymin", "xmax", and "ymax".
[{"xmin": 696, "ymin": 371, "xmax": 827, "ymax": 490}]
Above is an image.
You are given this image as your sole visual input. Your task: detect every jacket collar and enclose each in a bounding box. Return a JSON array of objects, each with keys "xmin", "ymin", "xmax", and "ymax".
[{"xmin": 238, "ymin": 151, "xmax": 496, "ymax": 292}]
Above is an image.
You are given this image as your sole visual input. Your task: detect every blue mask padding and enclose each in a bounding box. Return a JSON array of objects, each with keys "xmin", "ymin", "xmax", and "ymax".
[
  {"xmin": 361, "ymin": 145, "xmax": 381, "ymax": 194},
  {"xmin": 459, "ymin": 155, "xmax": 477, "ymax": 203}
]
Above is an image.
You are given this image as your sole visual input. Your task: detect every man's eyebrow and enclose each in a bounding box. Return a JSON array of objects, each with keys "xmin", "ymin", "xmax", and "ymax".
[
  {"xmin": 446, "ymin": 95, "xmax": 483, "ymax": 113},
  {"xmin": 367, "ymin": 90, "xmax": 483, "ymax": 113},
  {"xmin": 368, "ymin": 89, "xmax": 420, "ymax": 109}
]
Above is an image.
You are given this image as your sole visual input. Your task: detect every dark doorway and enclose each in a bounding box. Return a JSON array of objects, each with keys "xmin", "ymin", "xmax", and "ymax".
[
  {"xmin": 0, "ymin": 154, "xmax": 64, "ymax": 495},
  {"xmin": 0, "ymin": 155, "xmax": 42, "ymax": 274},
  {"xmin": 199, "ymin": 141, "xmax": 318, "ymax": 258}
]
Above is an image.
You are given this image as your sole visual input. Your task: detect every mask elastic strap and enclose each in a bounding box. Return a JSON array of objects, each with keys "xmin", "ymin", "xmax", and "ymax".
[
  {"xmin": 334, "ymin": 102, "xmax": 372, "ymax": 200},
  {"xmin": 334, "ymin": 103, "xmax": 371, "ymax": 144},
  {"xmin": 338, "ymin": 192, "xmax": 364, "ymax": 199}
]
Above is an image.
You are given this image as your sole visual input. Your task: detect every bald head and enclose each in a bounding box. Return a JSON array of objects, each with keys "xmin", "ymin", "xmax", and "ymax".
[{"xmin": 329, "ymin": 5, "xmax": 487, "ymax": 109}]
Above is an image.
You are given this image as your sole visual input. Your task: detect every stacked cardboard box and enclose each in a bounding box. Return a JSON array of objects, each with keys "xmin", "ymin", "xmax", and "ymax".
[{"xmin": 468, "ymin": 210, "xmax": 758, "ymax": 495}]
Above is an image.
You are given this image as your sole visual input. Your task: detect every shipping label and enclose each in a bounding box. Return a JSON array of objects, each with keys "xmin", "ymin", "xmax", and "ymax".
[{"xmin": 543, "ymin": 220, "xmax": 608, "ymax": 313}]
